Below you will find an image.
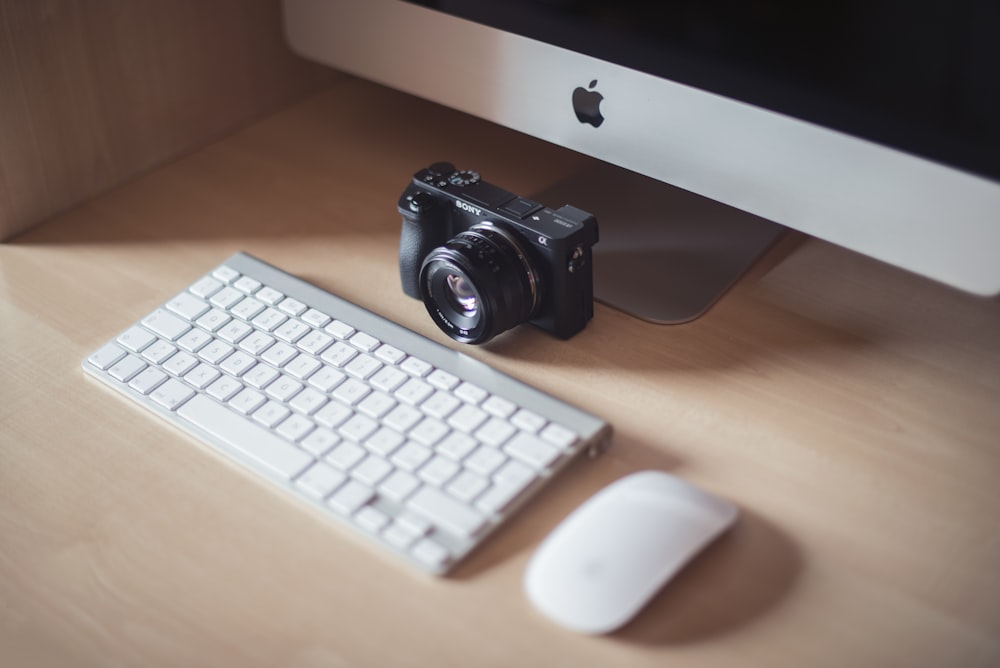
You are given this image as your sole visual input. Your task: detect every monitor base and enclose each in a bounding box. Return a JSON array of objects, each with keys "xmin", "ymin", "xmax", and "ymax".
[{"xmin": 535, "ymin": 163, "xmax": 786, "ymax": 324}]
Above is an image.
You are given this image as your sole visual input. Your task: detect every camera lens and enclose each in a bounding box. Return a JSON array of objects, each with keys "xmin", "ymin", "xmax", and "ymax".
[{"xmin": 420, "ymin": 222, "xmax": 540, "ymax": 344}]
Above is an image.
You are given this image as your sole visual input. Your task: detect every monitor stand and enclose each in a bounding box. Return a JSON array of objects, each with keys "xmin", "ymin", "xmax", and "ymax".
[{"xmin": 534, "ymin": 162, "xmax": 786, "ymax": 324}]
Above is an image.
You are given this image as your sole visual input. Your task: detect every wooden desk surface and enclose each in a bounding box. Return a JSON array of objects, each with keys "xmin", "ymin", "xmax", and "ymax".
[{"xmin": 3, "ymin": 78, "xmax": 999, "ymax": 667}]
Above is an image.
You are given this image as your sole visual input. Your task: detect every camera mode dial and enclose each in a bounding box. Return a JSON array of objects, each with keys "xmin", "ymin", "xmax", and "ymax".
[{"xmin": 448, "ymin": 170, "xmax": 481, "ymax": 187}]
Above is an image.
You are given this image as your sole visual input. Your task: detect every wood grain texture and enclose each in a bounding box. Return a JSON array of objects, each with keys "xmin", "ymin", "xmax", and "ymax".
[
  {"xmin": 2, "ymin": 79, "xmax": 999, "ymax": 667},
  {"xmin": 0, "ymin": 0, "xmax": 335, "ymax": 241}
]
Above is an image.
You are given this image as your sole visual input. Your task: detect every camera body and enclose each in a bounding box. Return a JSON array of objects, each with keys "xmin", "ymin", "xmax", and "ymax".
[{"xmin": 398, "ymin": 162, "xmax": 598, "ymax": 344}]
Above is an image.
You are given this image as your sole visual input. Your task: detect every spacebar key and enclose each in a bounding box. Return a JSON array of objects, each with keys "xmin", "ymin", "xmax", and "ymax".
[
  {"xmin": 177, "ymin": 394, "xmax": 313, "ymax": 479},
  {"xmin": 407, "ymin": 485, "xmax": 487, "ymax": 538}
]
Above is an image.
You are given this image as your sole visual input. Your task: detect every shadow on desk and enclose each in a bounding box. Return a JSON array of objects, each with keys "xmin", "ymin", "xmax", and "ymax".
[{"xmin": 615, "ymin": 507, "xmax": 800, "ymax": 645}]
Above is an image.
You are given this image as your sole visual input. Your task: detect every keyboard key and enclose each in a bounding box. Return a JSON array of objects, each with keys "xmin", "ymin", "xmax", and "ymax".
[
  {"xmin": 464, "ymin": 445, "xmax": 507, "ymax": 477},
  {"xmin": 261, "ymin": 341, "xmax": 298, "ymax": 368},
  {"xmin": 391, "ymin": 441, "xmax": 433, "ymax": 471},
  {"xmin": 140, "ymin": 339, "xmax": 176, "ymax": 364},
  {"xmin": 253, "ymin": 400, "xmax": 291, "ymax": 428},
  {"xmin": 108, "ymin": 354, "xmax": 147, "ymax": 382},
  {"xmin": 378, "ymin": 470, "xmax": 420, "ymax": 502},
  {"xmin": 255, "ymin": 286, "xmax": 284, "ymax": 305},
  {"xmin": 370, "ymin": 366, "xmax": 408, "ymax": 393},
  {"xmin": 177, "ymin": 328, "xmax": 212, "ymax": 353},
  {"xmin": 216, "ymin": 319, "xmax": 252, "ymax": 343},
  {"xmin": 195, "ymin": 308, "xmax": 231, "ymax": 332},
  {"xmin": 540, "ymin": 423, "xmax": 579, "ymax": 450},
  {"xmin": 411, "ymin": 538, "xmax": 450, "ymax": 570},
  {"xmin": 349, "ymin": 331, "xmax": 380, "ymax": 352},
  {"xmin": 417, "ymin": 455, "xmax": 460, "ymax": 487},
  {"xmin": 327, "ymin": 480, "xmax": 374, "ymax": 515},
  {"xmin": 229, "ymin": 388, "xmax": 266, "ymax": 415},
  {"xmin": 355, "ymin": 505, "xmax": 390, "ymax": 533},
  {"xmin": 332, "ymin": 378, "xmax": 370, "ymax": 406},
  {"xmin": 321, "ymin": 341, "xmax": 357, "ymax": 367},
  {"xmin": 351, "ymin": 455, "xmax": 393, "ymax": 487},
  {"xmin": 364, "ymin": 427, "xmax": 406, "ymax": 457},
  {"xmin": 231, "ymin": 296, "xmax": 265, "ymax": 321},
  {"xmin": 162, "ymin": 351, "xmax": 198, "ymax": 376},
  {"xmin": 427, "ymin": 369, "xmax": 460, "ymax": 391},
  {"xmin": 211, "ymin": 265, "xmax": 240, "ymax": 283},
  {"xmin": 301, "ymin": 308, "xmax": 331, "ymax": 328},
  {"xmin": 374, "ymin": 344, "xmax": 405, "ymax": 364},
  {"xmin": 325, "ymin": 319, "xmax": 355, "ymax": 339},
  {"xmin": 220, "ymin": 350, "xmax": 256, "ymax": 377},
  {"xmin": 87, "ymin": 342, "xmax": 127, "ymax": 370},
  {"xmin": 209, "ymin": 286, "xmax": 243, "ymax": 309},
  {"xmin": 244, "ymin": 363, "xmax": 280, "ymax": 389},
  {"xmin": 338, "ymin": 414, "xmax": 379, "ymax": 443},
  {"xmin": 446, "ymin": 469, "xmax": 489, "ymax": 503},
  {"xmin": 206, "ymin": 375, "xmax": 243, "ymax": 402},
  {"xmin": 301, "ymin": 428, "xmax": 340, "ymax": 457},
  {"xmin": 233, "ymin": 276, "xmax": 262, "ymax": 294},
  {"xmin": 275, "ymin": 319, "xmax": 309, "ymax": 344},
  {"xmin": 474, "ymin": 417, "xmax": 516, "ymax": 447},
  {"xmin": 150, "ymin": 378, "xmax": 195, "ymax": 410},
  {"xmin": 289, "ymin": 387, "xmax": 328, "ymax": 415},
  {"xmin": 276, "ymin": 413, "xmax": 315, "ymax": 442},
  {"xmin": 395, "ymin": 378, "xmax": 434, "ymax": 405},
  {"xmin": 197, "ymin": 340, "xmax": 234, "ymax": 365},
  {"xmin": 178, "ymin": 394, "xmax": 312, "ymax": 479},
  {"xmin": 166, "ymin": 292, "xmax": 210, "ymax": 321},
  {"xmin": 503, "ymin": 432, "xmax": 560, "ymax": 470},
  {"xmin": 448, "ymin": 404, "xmax": 488, "ymax": 433},
  {"xmin": 295, "ymin": 462, "xmax": 347, "ymax": 499},
  {"xmin": 285, "ymin": 355, "xmax": 323, "ymax": 380},
  {"xmin": 265, "ymin": 376, "xmax": 303, "ymax": 402},
  {"xmin": 129, "ymin": 367, "xmax": 168, "ymax": 395},
  {"xmin": 327, "ymin": 441, "xmax": 367, "ymax": 471},
  {"xmin": 407, "ymin": 485, "xmax": 487, "ymax": 538},
  {"xmin": 252, "ymin": 307, "xmax": 287, "ymax": 332},
  {"xmin": 315, "ymin": 401, "xmax": 352, "ymax": 429},
  {"xmin": 400, "ymin": 356, "xmax": 432, "ymax": 377},
  {"xmin": 117, "ymin": 326, "xmax": 156, "ymax": 353},
  {"xmin": 308, "ymin": 366, "xmax": 346, "ymax": 393},
  {"xmin": 278, "ymin": 297, "xmax": 307, "ymax": 316},
  {"xmin": 482, "ymin": 395, "xmax": 517, "ymax": 419},
  {"xmin": 436, "ymin": 431, "xmax": 477, "ymax": 461},
  {"xmin": 189, "ymin": 275, "xmax": 223, "ymax": 298},
  {"xmin": 184, "ymin": 363, "xmax": 220, "ymax": 389},
  {"xmin": 344, "ymin": 354, "xmax": 382, "ymax": 380},
  {"xmin": 297, "ymin": 329, "xmax": 333, "ymax": 356},
  {"xmin": 454, "ymin": 382, "xmax": 488, "ymax": 405},
  {"xmin": 142, "ymin": 309, "xmax": 190, "ymax": 341},
  {"xmin": 511, "ymin": 408, "xmax": 546, "ymax": 433}
]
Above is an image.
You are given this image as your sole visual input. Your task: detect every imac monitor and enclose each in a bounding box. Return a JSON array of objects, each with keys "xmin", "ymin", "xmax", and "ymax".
[{"xmin": 284, "ymin": 0, "xmax": 1000, "ymax": 323}]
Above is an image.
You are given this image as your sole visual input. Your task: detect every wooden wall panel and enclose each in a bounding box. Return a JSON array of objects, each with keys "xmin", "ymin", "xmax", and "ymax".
[{"xmin": 0, "ymin": 0, "xmax": 336, "ymax": 240}]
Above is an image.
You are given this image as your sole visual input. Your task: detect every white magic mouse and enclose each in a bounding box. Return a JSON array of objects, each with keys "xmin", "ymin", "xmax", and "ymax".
[{"xmin": 524, "ymin": 470, "xmax": 739, "ymax": 634}]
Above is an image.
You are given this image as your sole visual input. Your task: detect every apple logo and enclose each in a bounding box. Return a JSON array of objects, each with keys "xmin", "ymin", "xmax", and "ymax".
[{"xmin": 572, "ymin": 79, "xmax": 605, "ymax": 127}]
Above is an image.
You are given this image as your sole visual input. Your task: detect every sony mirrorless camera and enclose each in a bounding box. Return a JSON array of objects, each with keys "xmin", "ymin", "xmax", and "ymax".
[{"xmin": 398, "ymin": 162, "xmax": 599, "ymax": 345}]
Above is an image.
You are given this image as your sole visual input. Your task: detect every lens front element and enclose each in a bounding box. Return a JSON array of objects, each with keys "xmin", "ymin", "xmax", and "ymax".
[{"xmin": 445, "ymin": 274, "xmax": 478, "ymax": 315}]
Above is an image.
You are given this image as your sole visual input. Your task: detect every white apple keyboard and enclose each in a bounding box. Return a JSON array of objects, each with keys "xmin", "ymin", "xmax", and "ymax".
[{"xmin": 82, "ymin": 252, "xmax": 611, "ymax": 574}]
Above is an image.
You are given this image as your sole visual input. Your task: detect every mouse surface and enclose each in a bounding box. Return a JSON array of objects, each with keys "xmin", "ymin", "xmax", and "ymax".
[{"xmin": 523, "ymin": 470, "xmax": 739, "ymax": 634}]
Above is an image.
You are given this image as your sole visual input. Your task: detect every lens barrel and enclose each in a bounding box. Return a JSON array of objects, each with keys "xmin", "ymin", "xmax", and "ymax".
[{"xmin": 419, "ymin": 222, "xmax": 539, "ymax": 344}]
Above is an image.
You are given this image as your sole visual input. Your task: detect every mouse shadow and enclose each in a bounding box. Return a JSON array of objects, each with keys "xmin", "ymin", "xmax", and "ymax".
[{"xmin": 610, "ymin": 506, "xmax": 802, "ymax": 645}]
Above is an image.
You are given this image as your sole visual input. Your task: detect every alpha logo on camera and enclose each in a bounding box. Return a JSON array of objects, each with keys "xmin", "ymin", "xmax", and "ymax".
[{"xmin": 455, "ymin": 200, "xmax": 482, "ymax": 216}]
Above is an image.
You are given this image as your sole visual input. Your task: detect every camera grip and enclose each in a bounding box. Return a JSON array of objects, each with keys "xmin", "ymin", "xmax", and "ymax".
[{"xmin": 399, "ymin": 215, "xmax": 434, "ymax": 299}]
